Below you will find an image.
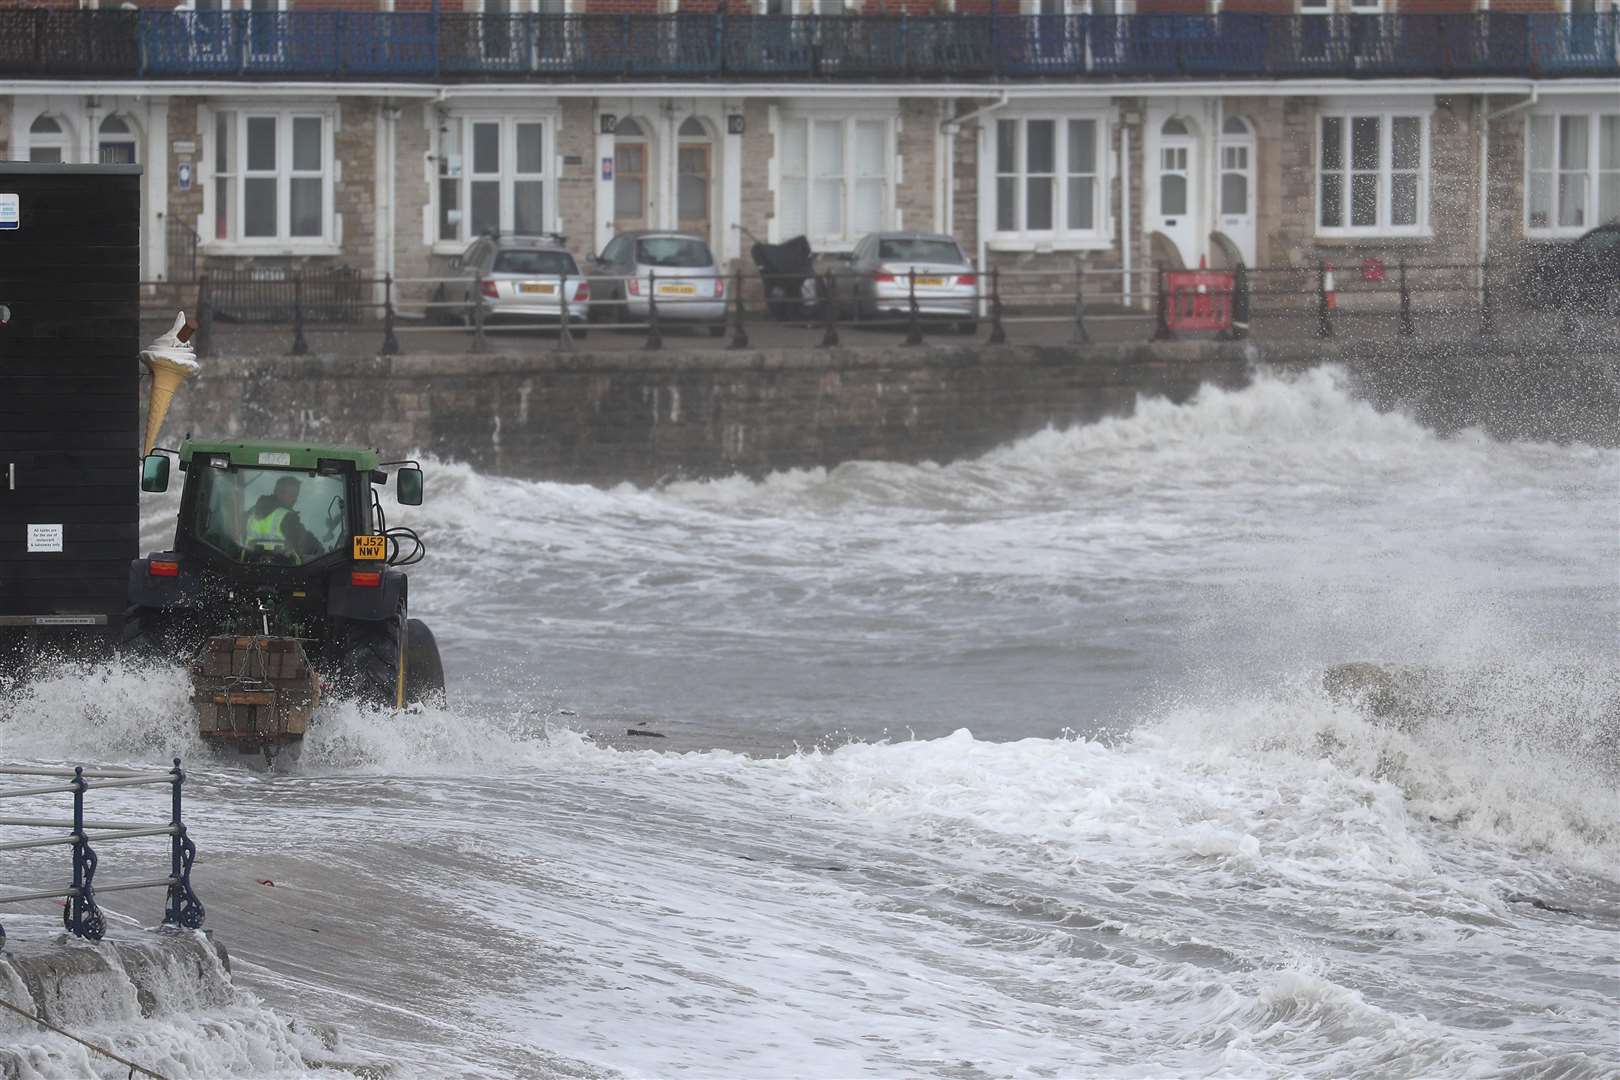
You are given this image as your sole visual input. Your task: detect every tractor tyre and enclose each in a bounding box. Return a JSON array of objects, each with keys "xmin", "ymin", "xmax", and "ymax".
[
  {"xmin": 335, "ymin": 600, "xmax": 407, "ymax": 709},
  {"xmin": 404, "ymin": 618, "xmax": 447, "ymax": 706}
]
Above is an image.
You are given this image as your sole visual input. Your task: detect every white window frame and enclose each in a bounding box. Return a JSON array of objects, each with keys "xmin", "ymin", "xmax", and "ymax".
[
  {"xmin": 1315, "ymin": 107, "xmax": 1431, "ymax": 239},
  {"xmin": 773, "ymin": 109, "xmax": 896, "ymax": 250},
  {"xmin": 1524, "ymin": 107, "xmax": 1620, "ymax": 238},
  {"xmin": 988, "ymin": 112, "xmax": 1110, "ymax": 251},
  {"xmin": 24, "ymin": 113, "xmax": 74, "ymax": 164},
  {"xmin": 432, "ymin": 111, "xmax": 559, "ymax": 256},
  {"xmin": 201, "ymin": 105, "xmax": 338, "ymax": 255}
]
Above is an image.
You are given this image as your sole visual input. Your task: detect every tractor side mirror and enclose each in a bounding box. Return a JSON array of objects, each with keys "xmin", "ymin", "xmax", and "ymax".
[
  {"xmin": 140, "ymin": 453, "xmax": 170, "ymax": 493},
  {"xmin": 396, "ymin": 467, "xmax": 424, "ymax": 506}
]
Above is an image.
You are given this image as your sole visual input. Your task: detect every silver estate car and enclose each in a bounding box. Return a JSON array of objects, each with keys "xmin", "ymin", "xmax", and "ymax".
[
  {"xmin": 833, "ymin": 233, "xmax": 979, "ymax": 334},
  {"xmin": 590, "ymin": 231, "xmax": 728, "ymax": 335},
  {"xmin": 441, "ymin": 234, "xmax": 590, "ymax": 333}
]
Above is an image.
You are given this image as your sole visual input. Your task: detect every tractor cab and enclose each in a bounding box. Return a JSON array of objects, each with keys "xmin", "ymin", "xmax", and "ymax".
[{"xmin": 127, "ymin": 439, "xmax": 441, "ymax": 759}]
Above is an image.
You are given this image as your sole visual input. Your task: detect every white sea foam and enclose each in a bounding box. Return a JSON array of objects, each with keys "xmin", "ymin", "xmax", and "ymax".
[{"xmin": 2, "ymin": 366, "xmax": 1611, "ymax": 1077}]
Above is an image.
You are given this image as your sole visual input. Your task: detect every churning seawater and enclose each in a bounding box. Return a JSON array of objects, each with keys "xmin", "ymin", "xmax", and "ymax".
[{"xmin": 1, "ymin": 366, "xmax": 1616, "ymax": 1079}]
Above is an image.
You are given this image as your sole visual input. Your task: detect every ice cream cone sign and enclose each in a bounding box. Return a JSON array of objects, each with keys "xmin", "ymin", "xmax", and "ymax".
[{"xmin": 141, "ymin": 311, "xmax": 201, "ymax": 456}]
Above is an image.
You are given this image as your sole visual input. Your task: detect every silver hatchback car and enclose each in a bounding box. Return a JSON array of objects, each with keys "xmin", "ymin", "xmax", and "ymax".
[
  {"xmin": 590, "ymin": 231, "xmax": 728, "ymax": 336},
  {"xmin": 832, "ymin": 233, "xmax": 979, "ymax": 334}
]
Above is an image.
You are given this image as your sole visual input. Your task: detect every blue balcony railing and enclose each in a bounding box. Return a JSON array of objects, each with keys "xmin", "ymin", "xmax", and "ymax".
[{"xmin": 0, "ymin": 11, "xmax": 1612, "ymax": 82}]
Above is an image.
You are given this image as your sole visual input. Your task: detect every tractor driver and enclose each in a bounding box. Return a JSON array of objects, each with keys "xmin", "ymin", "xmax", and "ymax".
[{"xmin": 245, "ymin": 475, "xmax": 321, "ymax": 561}]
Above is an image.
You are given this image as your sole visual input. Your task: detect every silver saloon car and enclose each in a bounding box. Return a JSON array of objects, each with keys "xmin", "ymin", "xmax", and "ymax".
[
  {"xmin": 836, "ymin": 233, "xmax": 979, "ymax": 333},
  {"xmin": 442, "ymin": 234, "xmax": 590, "ymax": 332},
  {"xmin": 590, "ymin": 231, "xmax": 728, "ymax": 335}
]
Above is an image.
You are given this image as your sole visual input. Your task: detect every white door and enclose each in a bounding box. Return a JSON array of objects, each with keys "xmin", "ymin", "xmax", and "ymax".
[
  {"xmin": 1154, "ymin": 116, "xmax": 1199, "ymax": 267},
  {"xmin": 1217, "ymin": 115, "xmax": 1256, "ymax": 266}
]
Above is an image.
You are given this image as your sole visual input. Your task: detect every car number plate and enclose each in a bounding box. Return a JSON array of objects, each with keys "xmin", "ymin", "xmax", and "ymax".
[
  {"xmin": 659, "ymin": 284, "xmax": 697, "ymax": 295},
  {"xmin": 915, "ymin": 276, "xmax": 946, "ymax": 287},
  {"xmin": 519, "ymin": 281, "xmax": 556, "ymax": 295},
  {"xmin": 352, "ymin": 535, "xmax": 387, "ymax": 561}
]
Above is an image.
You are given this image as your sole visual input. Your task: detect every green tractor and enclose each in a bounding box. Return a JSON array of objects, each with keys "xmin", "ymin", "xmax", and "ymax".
[{"xmin": 127, "ymin": 439, "xmax": 445, "ymax": 760}]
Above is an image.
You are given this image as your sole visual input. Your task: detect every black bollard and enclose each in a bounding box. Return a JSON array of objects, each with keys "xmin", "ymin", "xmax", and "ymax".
[
  {"xmin": 381, "ymin": 273, "xmax": 401, "ymax": 356},
  {"xmin": 290, "ymin": 273, "xmax": 310, "ymax": 355},
  {"xmin": 1153, "ymin": 264, "xmax": 1176, "ymax": 341},
  {"xmin": 1315, "ymin": 259, "xmax": 1334, "ymax": 339},
  {"xmin": 1397, "ymin": 257, "xmax": 1416, "ymax": 338},
  {"xmin": 1072, "ymin": 271, "xmax": 1091, "ymax": 345},
  {"xmin": 728, "ymin": 268, "xmax": 750, "ymax": 350},
  {"xmin": 987, "ymin": 266, "xmax": 1007, "ymax": 345},
  {"xmin": 644, "ymin": 268, "xmax": 662, "ymax": 351},
  {"xmin": 904, "ymin": 266, "xmax": 923, "ymax": 346},
  {"xmin": 1477, "ymin": 259, "xmax": 1496, "ymax": 338}
]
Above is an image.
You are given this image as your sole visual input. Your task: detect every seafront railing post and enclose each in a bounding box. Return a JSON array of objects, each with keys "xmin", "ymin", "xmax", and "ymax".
[
  {"xmin": 471, "ymin": 280, "xmax": 488, "ymax": 354},
  {"xmin": 290, "ymin": 273, "xmax": 310, "ymax": 356},
  {"xmin": 1397, "ymin": 257, "xmax": 1416, "ymax": 338},
  {"xmin": 66, "ymin": 767, "xmax": 103, "ymax": 941},
  {"xmin": 1071, "ymin": 269, "xmax": 1091, "ymax": 346},
  {"xmin": 904, "ymin": 266, "xmax": 923, "ymax": 346},
  {"xmin": 381, "ymin": 273, "xmax": 402, "ymax": 356},
  {"xmin": 1152, "ymin": 264, "xmax": 1175, "ymax": 341},
  {"xmin": 987, "ymin": 266, "xmax": 1007, "ymax": 345},
  {"xmin": 728, "ymin": 267, "xmax": 750, "ymax": 350},
  {"xmin": 194, "ymin": 274, "xmax": 214, "ymax": 361},
  {"xmin": 1477, "ymin": 258, "xmax": 1496, "ymax": 339},
  {"xmin": 1315, "ymin": 259, "xmax": 1334, "ymax": 339},
  {"xmin": 644, "ymin": 268, "xmax": 663, "ymax": 351},
  {"xmin": 820, "ymin": 272, "xmax": 841, "ymax": 348},
  {"xmin": 163, "ymin": 757, "xmax": 204, "ymax": 930},
  {"xmin": 557, "ymin": 271, "xmax": 575, "ymax": 351}
]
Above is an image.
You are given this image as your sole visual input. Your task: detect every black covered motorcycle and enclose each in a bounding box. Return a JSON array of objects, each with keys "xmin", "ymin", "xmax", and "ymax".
[{"xmin": 750, "ymin": 235, "xmax": 819, "ymax": 321}]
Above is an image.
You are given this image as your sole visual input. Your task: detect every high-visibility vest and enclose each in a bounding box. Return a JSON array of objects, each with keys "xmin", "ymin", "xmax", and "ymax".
[{"xmin": 246, "ymin": 507, "xmax": 290, "ymax": 553}]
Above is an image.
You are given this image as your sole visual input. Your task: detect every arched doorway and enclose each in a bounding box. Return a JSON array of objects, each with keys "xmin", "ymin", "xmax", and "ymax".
[
  {"xmin": 98, "ymin": 114, "xmax": 139, "ymax": 165},
  {"xmin": 613, "ymin": 117, "xmax": 653, "ymax": 234},
  {"xmin": 1216, "ymin": 114, "xmax": 1256, "ymax": 267},
  {"xmin": 1153, "ymin": 116, "xmax": 1199, "ymax": 268},
  {"xmin": 676, "ymin": 116, "xmax": 714, "ymax": 242},
  {"xmin": 28, "ymin": 114, "xmax": 72, "ymax": 163}
]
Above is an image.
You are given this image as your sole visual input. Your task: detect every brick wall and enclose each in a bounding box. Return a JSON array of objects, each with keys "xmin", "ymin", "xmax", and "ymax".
[
  {"xmin": 739, "ymin": 98, "xmax": 773, "ymax": 256},
  {"xmin": 167, "ymin": 98, "xmax": 205, "ymax": 250},
  {"xmin": 393, "ymin": 101, "xmax": 434, "ymax": 305},
  {"xmin": 336, "ymin": 99, "xmax": 378, "ymax": 274},
  {"xmin": 557, "ymin": 98, "xmax": 597, "ymax": 258},
  {"xmin": 895, "ymin": 99, "xmax": 936, "ymax": 234}
]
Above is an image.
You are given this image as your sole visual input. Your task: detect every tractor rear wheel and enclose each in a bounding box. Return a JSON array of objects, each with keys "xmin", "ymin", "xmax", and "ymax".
[
  {"xmin": 404, "ymin": 619, "xmax": 447, "ymax": 706},
  {"xmin": 335, "ymin": 600, "xmax": 407, "ymax": 709}
]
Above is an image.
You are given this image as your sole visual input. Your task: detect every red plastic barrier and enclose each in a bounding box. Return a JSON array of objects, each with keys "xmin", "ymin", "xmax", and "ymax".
[{"xmin": 1164, "ymin": 270, "xmax": 1234, "ymax": 333}]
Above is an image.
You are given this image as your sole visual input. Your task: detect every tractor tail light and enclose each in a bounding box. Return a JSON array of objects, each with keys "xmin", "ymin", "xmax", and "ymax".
[
  {"xmin": 350, "ymin": 571, "xmax": 382, "ymax": 588},
  {"xmin": 148, "ymin": 560, "xmax": 180, "ymax": 578},
  {"xmin": 480, "ymin": 278, "xmax": 499, "ymax": 300}
]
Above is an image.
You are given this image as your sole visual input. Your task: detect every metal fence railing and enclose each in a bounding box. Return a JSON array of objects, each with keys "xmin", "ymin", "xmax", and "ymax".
[
  {"xmin": 0, "ymin": 759, "xmax": 205, "ymax": 949},
  {"xmin": 1, "ymin": 10, "xmax": 1615, "ymax": 81},
  {"xmin": 135, "ymin": 255, "xmax": 1614, "ymax": 361}
]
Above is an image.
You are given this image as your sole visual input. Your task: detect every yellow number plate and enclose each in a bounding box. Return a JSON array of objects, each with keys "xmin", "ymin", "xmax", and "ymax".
[
  {"xmin": 915, "ymin": 276, "xmax": 946, "ymax": 287},
  {"xmin": 352, "ymin": 535, "xmax": 387, "ymax": 561},
  {"xmin": 659, "ymin": 284, "xmax": 697, "ymax": 295},
  {"xmin": 519, "ymin": 281, "xmax": 556, "ymax": 295}
]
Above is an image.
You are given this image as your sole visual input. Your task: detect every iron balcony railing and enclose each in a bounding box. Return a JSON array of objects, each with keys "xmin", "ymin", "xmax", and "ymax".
[{"xmin": 0, "ymin": 10, "xmax": 1613, "ymax": 81}]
